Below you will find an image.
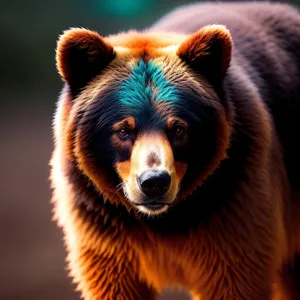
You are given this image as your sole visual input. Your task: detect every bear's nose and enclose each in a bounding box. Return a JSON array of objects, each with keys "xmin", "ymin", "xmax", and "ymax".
[{"xmin": 138, "ymin": 170, "xmax": 171, "ymax": 198}]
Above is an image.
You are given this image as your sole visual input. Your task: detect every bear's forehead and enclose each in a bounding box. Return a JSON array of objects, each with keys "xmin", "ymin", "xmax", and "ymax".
[
  {"xmin": 107, "ymin": 31, "xmax": 186, "ymax": 51},
  {"xmin": 118, "ymin": 60, "xmax": 179, "ymax": 109}
]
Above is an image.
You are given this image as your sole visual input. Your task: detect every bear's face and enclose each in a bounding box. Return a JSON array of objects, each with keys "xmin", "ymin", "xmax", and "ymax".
[{"xmin": 55, "ymin": 26, "xmax": 232, "ymax": 216}]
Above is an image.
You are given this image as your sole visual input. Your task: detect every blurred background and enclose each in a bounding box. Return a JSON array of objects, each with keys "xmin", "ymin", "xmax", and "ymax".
[{"xmin": 0, "ymin": 0, "xmax": 298, "ymax": 299}]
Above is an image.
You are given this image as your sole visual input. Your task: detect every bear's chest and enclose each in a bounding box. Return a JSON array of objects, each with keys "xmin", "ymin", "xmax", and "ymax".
[{"xmin": 132, "ymin": 231, "xmax": 204, "ymax": 291}]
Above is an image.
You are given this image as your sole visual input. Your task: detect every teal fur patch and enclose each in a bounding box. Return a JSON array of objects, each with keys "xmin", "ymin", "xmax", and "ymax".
[{"xmin": 118, "ymin": 60, "xmax": 178, "ymax": 108}]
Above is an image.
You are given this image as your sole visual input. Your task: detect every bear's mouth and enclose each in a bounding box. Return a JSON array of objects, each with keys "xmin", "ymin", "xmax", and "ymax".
[
  {"xmin": 133, "ymin": 200, "xmax": 171, "ymax": 214},
  {"xmin": 136, "ymin": 200, "xmax": 169, "ymax": 209}
]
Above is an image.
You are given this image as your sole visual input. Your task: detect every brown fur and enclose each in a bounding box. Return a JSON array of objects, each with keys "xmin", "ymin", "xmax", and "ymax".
[
  {"xmin": 178, "ymin": 24, "xmax": 232, "ymax": 76},
  {"xmin": 51, "ymin": 2, "xmax": 300, "ymax": 299}
]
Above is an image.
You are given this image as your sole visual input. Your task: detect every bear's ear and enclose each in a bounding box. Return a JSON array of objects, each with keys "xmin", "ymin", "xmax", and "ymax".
[
  {"xmin": 56, "ymin": 28, "xmax": 115, "ymax": 94},
  {"xmin": 177, "ymin": 25, "xmax": 232, "ymax": 80}
]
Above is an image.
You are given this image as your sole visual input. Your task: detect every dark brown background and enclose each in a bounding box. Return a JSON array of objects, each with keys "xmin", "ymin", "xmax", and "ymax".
[{"xmin": 0, "ymin": 0, "xmax": 297, "ymax": 299}]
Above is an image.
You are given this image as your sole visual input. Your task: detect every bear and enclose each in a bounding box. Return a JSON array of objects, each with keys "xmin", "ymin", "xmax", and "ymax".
[{"xmin": 50, "ymin": 2, "xmax": 300, "ymax": 299}]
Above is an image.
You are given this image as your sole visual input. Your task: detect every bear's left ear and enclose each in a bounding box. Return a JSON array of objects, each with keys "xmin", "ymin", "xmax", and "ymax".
[
  {"xmin": 177, "ymin": 25, "xmax": 232, "ymax": 80},
  {"xmin": 56, "ymin": 28, "xmax": 115, "ymax": 94}
]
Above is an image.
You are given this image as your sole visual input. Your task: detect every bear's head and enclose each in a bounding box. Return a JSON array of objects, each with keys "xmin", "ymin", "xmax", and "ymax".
[{"xmin": 55, "ymin": 26, "xmax": 232, "ymax": 216}]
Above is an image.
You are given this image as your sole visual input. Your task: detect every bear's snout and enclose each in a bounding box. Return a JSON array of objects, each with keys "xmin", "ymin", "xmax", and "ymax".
[{"xmin": 137, "ymin": 170, "xmax": 171, "ymax": 198}]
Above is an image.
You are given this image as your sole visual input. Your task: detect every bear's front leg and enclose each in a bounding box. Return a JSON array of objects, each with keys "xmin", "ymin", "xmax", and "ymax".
[
  {"xmin": 190, "ymin": 213, "xmax": 280, "ymax": 300},
  {"xmin": 70, "ymin": 244, "xmax": 157, "ymax": 300},
  {"xmin": 191, "ymin": 250, "xmax": 276, "ymax": 300},
  {"xmin": 192, "ymin": 269, "xmax": 274, "ymax": 300}
]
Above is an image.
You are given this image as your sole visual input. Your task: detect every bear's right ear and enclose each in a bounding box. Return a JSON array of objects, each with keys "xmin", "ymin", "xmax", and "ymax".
[
  {"xmin": 177, "ymin": 25, "xmax": 232, "ymax": 82},
  {"xmin": 56, "ymin": 28, "xmax": 115, "ymax": 94}
]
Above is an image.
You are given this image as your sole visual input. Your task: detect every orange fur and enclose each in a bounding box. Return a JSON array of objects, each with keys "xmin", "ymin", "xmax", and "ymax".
[{"xmin": 106, "ymin": 31, "xmax": 186, "ymax": 58}]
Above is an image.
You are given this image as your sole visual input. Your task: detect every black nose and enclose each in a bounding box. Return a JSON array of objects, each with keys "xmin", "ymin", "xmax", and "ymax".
[{"xmin": 138, "ymin": 170, "xmax": 171, "ymax": 198}]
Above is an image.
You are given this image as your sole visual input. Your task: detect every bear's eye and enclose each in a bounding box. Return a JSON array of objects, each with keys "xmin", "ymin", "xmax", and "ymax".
[
  {"xmin": 118, "ymin": 128, "xmax": 130, "ymax": 139},
  {"xmin": 174, "ymin": 125, "xmax": 186, "ymax": 138}
]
